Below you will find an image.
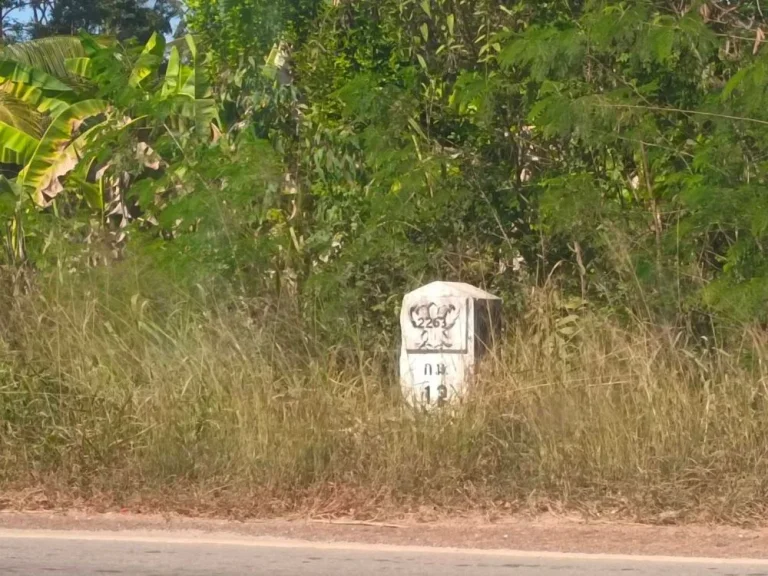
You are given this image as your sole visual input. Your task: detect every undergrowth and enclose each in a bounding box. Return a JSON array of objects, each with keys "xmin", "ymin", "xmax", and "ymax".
[{"xmin": 2, "ymin": 270, "xmax": 767, "ymax": 524}]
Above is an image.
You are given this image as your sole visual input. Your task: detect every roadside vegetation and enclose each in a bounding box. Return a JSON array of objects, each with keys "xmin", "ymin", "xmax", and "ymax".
[{"xmin": 3, "ymin": 0, "xmax": 768, "ymax": 522}]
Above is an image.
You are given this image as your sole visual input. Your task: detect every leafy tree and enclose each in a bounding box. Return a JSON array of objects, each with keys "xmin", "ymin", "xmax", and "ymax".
[
  {"xmin": 0, "ymin": 0, "xmax": 24, "ymax": 41},
  {"xmin": 2, "ymin": 1, "xmax": 181, "ymax": 42},
  {"xmin": 185, "ymin": 0, "xmax": 323, "ymax": 67},
  {"xmin": 181, "ymin": 0, "xmax": 768, "ymax": 328},
  {"xmin": 10, "ymin": 0, "xmax": 768, "ymax": 339},
  {"xmin": 37, "ymin": 0, "xmax": 180, "ymax": 42},
  {"xmin": 0, "ymin": 0, "xmax": 24, "ymax": 44}
]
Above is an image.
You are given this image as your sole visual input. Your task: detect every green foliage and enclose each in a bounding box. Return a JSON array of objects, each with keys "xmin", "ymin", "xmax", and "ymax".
[
  {"xmin": 1, "ymin": 35, "xmax": 87, "ymax": 82},
  {"xmin": 18, "ymin": 98, "xmax": 108, "ymax": 204},
  {"xmin": 37, "ymin": 0, "xmax": 179, "ymax": 43},
  {"xmin": 8, "ymin": 0, "xmax": 768, "ymax": 337},
  {"xmin": 0, "ymin": 91, "xmax": 42, "ymax": 165},
  {"xmin": 257, "ymin": 0, "xmax": 768, "ymax": 327},
  {"xmin": 184, "ymin": 0, "xmax": 323, "ymax": 68}
]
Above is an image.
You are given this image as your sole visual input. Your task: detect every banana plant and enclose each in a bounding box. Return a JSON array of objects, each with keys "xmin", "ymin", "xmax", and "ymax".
[
  {"xmin": 0, "ymin": 37, "xmax": 94, "ymax": 175},
  {"xmin": 17, "ymin": 99, "xmax": 109, "ymax": 206},
  {"xmin": 0, "ymin": 92, "xmax": 44, "ymax": 167},
  {"xmin": 74, "ymin": 32, "xmax": 219, "ymax": 138},
  {"xmin": 1, "ymin": 32, "xmax": 223, "ymax": 266},
  {"xmin": 161, "ymin": 35, "xmax": 219, "ymax": 137},
  {"xmin": 0, "ymin": 36, "xmax": 103, "ymax": 269},
  {"xmin": 128, "ymin": 32, "xmax": 166, "ymax": 87}
]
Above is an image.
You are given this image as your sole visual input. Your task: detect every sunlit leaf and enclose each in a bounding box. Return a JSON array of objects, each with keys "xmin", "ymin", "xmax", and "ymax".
[
  {"xmin": 0, "ymin": 92, "xmax": 42, "ymax": 165},
  {"xmin": 129, "ymin": 32, "xmax": 166, "ymax": 87},
  {"xmin": 19, "ymin": 99, "xmax": 109, "ymax": 205}
]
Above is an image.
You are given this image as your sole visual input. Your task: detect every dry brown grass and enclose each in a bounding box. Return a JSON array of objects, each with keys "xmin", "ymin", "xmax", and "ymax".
[{"xmin": 2, "ymin": 277, "xmax": 768, "ymax": 523}]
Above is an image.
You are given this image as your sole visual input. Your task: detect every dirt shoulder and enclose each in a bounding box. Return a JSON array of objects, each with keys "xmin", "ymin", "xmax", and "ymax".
[{"xmin": 1, "ymin": 510, "xmax": 767, "ymax": 559}]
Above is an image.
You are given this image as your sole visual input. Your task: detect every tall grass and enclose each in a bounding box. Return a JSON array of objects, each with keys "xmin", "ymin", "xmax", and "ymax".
[{"xmin": 2, "ymin": 273, "xmax": 768, "ymax": 522}]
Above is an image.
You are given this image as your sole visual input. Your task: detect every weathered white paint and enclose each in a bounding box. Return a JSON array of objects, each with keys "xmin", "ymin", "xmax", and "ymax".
[{"xmin": 399, "ymin": 282, "xmax": 502, "ymax": 408}]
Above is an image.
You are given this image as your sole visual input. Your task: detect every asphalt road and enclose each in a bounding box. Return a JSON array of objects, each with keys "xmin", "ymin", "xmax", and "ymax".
[{"xmin": 2, "ymin": 530, "xmax": 768, "ymax": 575}]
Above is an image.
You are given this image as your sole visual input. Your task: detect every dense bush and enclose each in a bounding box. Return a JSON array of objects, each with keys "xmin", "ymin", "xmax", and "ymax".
[{"xmin": 3, "ymin": 1, "xmax": 768, "ymax": 333}]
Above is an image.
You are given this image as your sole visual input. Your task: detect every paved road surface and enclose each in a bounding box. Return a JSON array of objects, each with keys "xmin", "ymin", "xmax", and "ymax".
[{"xmin": 1, "ymin": 529, "xmax": 768, "ymax": 575}]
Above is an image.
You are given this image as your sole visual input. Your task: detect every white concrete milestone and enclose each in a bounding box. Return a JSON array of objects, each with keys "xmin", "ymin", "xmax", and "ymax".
[{"xmin": 399, "ymin": 282, "xmax": 502, "ymax": 408}]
